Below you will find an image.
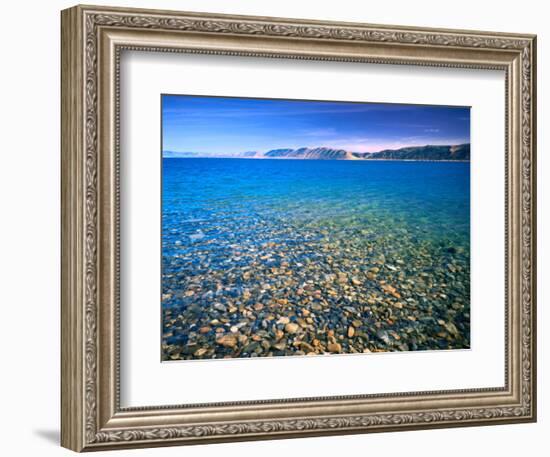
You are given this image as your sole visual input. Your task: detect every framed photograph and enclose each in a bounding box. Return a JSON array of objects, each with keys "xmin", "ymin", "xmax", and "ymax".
[{"xmin": 61, "ymin": 4, "xmax": 537, "ymax": 452}]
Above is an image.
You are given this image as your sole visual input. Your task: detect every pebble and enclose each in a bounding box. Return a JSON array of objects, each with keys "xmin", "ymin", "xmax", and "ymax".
[
  {"xmin": 216, "ymin": 334, "xmax": 238, "ymax": 348},
  {"xmin": 194, "ymin": 348, "xmax": 208, "ymax": 357},
  {"xmin": 285, "ymin": 323, "xmax": 300, "ymax": 334},
  {"xmin": 376, "ymin": 330, "xmax": 391, "ymax": 345},
  {"xmin": 213, "ymin": 303, "xmax": 226, "ymax": 312}
]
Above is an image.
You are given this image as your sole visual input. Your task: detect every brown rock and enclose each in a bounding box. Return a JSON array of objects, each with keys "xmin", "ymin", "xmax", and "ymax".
[
  {"xmin": 327, "ymin": 342, "xmax": 342, "ymax": 353},
  {"xmin": 445, "ymin": 322, "xmax": 459, "ymax": 336},
  {"xmin": 216, "ymin": 334, "xmax": 238, "ymax": 348},
  {"xmin": 298, "ymin": 341, "xmax": 315, "ymax": 352},
  {"xmin": 285, "ymin": 323, "xmax": 300, "ymax": 334},
  {"xmin": 347, "ymin": 326, "xmax": 355, "ymax": 338},
  {"xmin": 382, "ymin": 284, "xmax": 401, "ymax": 298}
]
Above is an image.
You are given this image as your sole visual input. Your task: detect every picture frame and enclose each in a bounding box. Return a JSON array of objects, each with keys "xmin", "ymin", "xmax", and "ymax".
[{"xmin": 61, "ymin": 4, "xmax": 537, "ymax": 452}]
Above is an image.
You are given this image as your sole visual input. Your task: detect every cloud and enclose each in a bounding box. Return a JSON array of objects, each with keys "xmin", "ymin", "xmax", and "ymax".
[{"xmin": 317, "ymin": 135, "xmax": 468, "ymax": 153}]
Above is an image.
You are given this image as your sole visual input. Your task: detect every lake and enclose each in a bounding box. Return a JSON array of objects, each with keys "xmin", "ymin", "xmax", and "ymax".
[{"xmin": 161, "ymin": 158, "xmax": 470, "ymax": 360}]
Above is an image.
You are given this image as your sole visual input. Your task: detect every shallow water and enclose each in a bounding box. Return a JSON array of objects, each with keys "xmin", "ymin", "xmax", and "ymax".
[{"xmin": 161, "ymin": 158, "xmax": 470, "ymax": 360}]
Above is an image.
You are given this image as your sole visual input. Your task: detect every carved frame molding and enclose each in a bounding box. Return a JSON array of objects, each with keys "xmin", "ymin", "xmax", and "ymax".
[{"xmin": 61, "ymin": 5, "xmax": 536, "ymax": 451}]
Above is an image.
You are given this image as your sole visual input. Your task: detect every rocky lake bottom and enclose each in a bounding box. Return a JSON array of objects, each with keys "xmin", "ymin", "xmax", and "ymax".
[{"xmin": 161, "ymin": 158, "xmax": 470, "ymax": 361}]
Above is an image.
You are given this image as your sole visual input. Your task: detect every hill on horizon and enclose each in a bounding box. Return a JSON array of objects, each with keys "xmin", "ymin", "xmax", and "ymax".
[{"xmin": 163, "ymin": 143, "xmax": 470, "ymax": 161}]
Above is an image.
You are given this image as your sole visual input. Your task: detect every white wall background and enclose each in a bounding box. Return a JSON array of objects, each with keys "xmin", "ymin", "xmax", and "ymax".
[{"xmin": 0, "ymin": 0, "xmax": 546, "ymax": 455}]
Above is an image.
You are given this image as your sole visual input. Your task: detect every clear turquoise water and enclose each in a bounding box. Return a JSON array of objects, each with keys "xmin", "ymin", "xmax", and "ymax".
[
  {"xmin": 162, "ymin": 158, "xmax": 469, "ymax": 262},
  {"xmin": 161, "ymin": 158, "xmax": 470, "ymax": 357}
]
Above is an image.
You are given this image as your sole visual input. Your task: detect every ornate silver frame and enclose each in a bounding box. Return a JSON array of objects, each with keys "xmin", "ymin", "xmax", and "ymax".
[{"xmin": 61, "ymin": 4, "xmax": 537, "ymax": 452}]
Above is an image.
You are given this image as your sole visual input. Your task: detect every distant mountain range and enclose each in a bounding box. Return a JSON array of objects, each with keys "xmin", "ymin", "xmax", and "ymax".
[
  {"xmin": 361, "ymin": 144, "xmax": 470, "ymax": 161},
  {"xmin": 263, "ymin": 147, "xmax": 357, "ymax": 160},
  {"xmin": 162, "ymin": 150, "xmax": 259, "ymax": 159},
  {"xmin": 163, "ymin": 143, "xmax": 470, "ymax": 161}
]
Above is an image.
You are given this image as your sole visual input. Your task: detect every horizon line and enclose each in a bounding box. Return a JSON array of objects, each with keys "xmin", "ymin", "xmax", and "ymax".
[{"xmin": 162, "ymin": 142, "xmax": 471, "ymax": 156}]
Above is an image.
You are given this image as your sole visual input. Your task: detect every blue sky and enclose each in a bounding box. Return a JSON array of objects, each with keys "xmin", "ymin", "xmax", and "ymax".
[{"xmin": 162, "ymin": 95, "xmax": 470, "ymax": 154}]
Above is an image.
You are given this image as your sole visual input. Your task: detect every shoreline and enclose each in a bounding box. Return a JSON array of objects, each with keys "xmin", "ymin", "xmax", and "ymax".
[{"xmin": 162, "ymin": 156, "xmax": 470, "ymax": 163}]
